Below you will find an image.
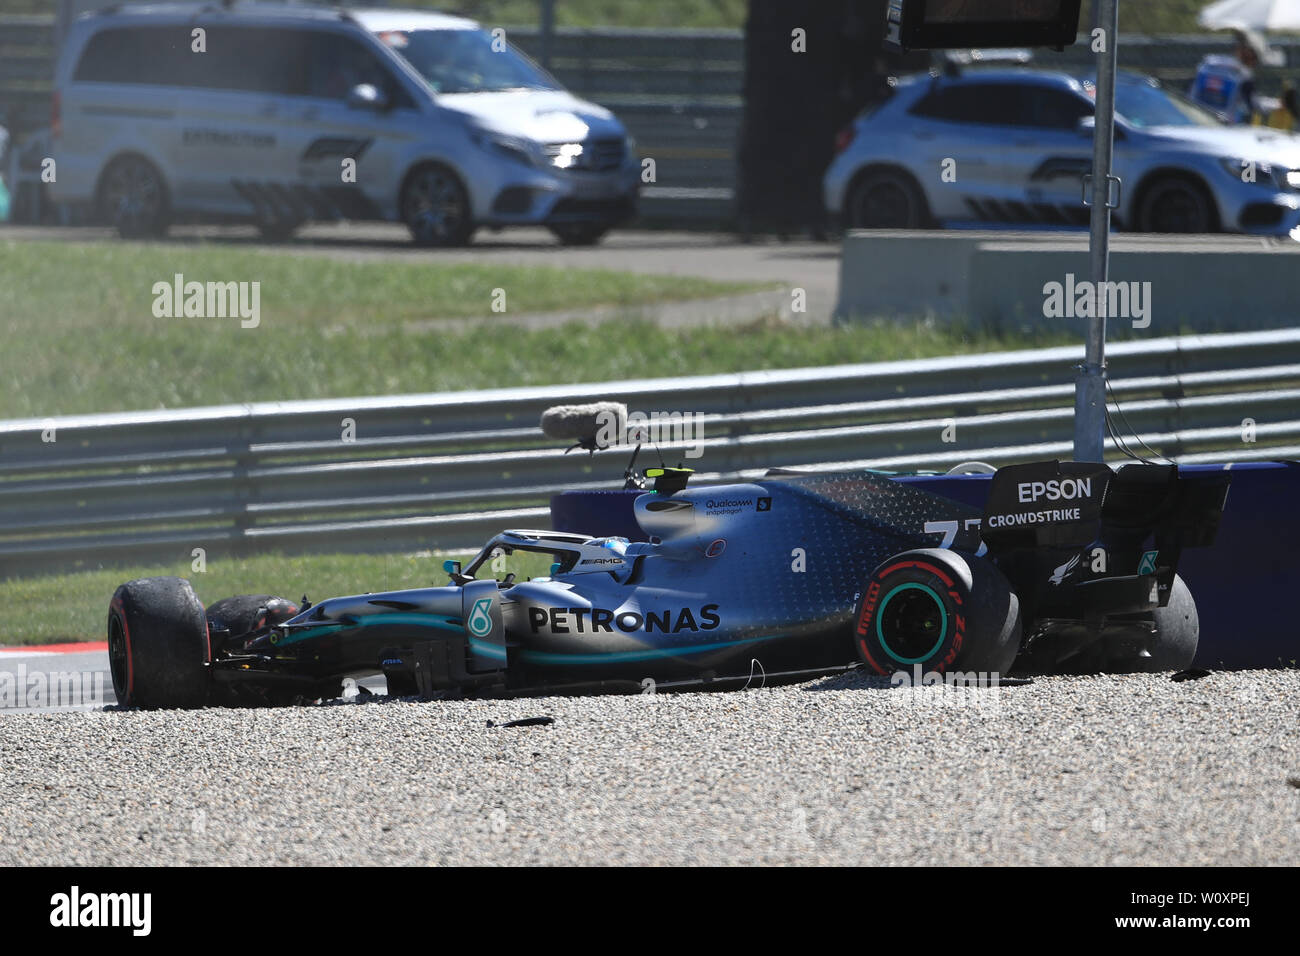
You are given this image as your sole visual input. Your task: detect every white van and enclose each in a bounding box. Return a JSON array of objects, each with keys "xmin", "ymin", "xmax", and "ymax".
[{"xmin": 50, "ymin": 3, "xmax": 640, "ymax": 245}]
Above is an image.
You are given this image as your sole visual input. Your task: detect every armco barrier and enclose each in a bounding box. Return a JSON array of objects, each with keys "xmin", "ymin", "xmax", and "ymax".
[
  {"xmin": 2, "ymin": 330, "xmax": 1298, "ymax": 574},
  {"xmin": 550, "ymin": 462, "xmax": 1300, "ymax": 670}
]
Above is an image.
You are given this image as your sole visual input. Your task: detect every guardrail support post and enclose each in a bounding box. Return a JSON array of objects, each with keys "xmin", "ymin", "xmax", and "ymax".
[{"xmin": 1076, "ymin": 0, "xmax": 1120, "ymax": 463}]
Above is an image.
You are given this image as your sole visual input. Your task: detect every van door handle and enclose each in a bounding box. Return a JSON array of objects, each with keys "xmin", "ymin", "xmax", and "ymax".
[{"xmin": 301, "ymin": 108, "xmax": 320, "ymax": 121}]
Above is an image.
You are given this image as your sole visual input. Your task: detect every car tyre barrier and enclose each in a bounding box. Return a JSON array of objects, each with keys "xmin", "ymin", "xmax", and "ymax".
[
  {"xmin": 107, "ymin": 576, "xmax": 210, "ymax": 709},
  {"xmin": 854, "ymin": 547, "xmax": 1021, "ymax": 678}
]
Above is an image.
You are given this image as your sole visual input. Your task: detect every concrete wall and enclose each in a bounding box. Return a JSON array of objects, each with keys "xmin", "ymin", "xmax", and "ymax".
[{"xmin": 836, "ymin": 230, "xmax": 1300, "ymax": 334}]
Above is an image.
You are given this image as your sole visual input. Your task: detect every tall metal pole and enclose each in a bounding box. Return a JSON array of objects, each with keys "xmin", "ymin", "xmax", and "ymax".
[
  {"xmin": 1075, "ymin": 0, "xmax": 1119, "ymax": 462},
  {"xmin": 539, "ymin": 0, "xmax": 556, "ymax": 71}
]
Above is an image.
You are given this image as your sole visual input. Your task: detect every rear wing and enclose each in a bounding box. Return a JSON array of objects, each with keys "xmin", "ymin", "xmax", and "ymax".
[{"xmin": 981, "ymin": 459, "xmax": 1231, "ymax": 589}]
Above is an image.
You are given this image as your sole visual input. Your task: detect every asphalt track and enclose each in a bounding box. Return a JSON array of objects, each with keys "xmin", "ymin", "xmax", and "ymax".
[{"xmin": 0, "ymin": 655, "xmax": 1295, "ymax": 865}]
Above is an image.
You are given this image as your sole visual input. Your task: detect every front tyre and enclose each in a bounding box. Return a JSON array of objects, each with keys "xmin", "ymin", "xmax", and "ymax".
[
  {"xmin": 400, "ymin": 163, "xmax": 474, "ymax": 247},
  {"xmin": 107, "ymin": 577, "xmax": 210, "ymax": 709},
  {"xmin": 853, "ymin": 548, "xmax": 1021, "ymax": 677},
  {"xmin": 1135, "ymin": 175, "xmax": 1217, "ymax": 233},
  {"xmin": 844, "ymin": 168, "xmax": 930, "ymax": 229},
  {"xmin": 549, "ymin": 223, "xmax": 610, "ymax": 246},
  {"xmin": 257, "ymin": 218, "xmax": 302, "ymax": 242}
]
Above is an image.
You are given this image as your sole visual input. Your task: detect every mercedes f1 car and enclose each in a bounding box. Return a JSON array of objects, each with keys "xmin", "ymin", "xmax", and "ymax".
[{"xmin": 106, "ymin": 459, "xmax": 1229, "ymax": 708}]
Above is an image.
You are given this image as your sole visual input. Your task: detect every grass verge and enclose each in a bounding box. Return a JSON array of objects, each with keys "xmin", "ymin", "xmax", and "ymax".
[
  {"xmin": 0, "ymin": 550, "xmax": 475, "ymax": 646},
  {"xmin": 0, "ymin": 239, "xmax": 1076, "ymax": 418}
]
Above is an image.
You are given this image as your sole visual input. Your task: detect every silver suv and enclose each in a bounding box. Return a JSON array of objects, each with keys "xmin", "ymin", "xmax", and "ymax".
[
  {"xmin": 50, "ymin": 3, "xmax": 640, "ymax": 245},
  {"xmin": 824, "ymin": 67, "xmax": 1300, "ymax": 236}
]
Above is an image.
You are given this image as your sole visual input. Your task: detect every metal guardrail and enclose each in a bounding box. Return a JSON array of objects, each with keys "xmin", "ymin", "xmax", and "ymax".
[{"xmin": 1, "ymin": 329, "xmax": 1298, "ymax": 572}]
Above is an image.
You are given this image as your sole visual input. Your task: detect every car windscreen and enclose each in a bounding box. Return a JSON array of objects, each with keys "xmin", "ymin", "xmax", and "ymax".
[
  {"xmin": 376, "ymin": 28, "xmax": 558, "ymax": 94},
  {"xmin": 1113, "ymin": 81, "xmax": 1222, "ymax": 129}
]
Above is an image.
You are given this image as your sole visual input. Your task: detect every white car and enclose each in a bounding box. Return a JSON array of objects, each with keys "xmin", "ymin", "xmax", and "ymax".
[
  {"xmin": 824, "ymin": 67, "xmax": 1300, "ymax": 236},
  {"xmin": 50, "ymin": 3, "xmax": 640, "ymax": 245}
]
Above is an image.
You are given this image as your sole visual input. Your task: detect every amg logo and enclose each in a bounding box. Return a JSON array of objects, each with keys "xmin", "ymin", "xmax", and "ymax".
[
  {"xmin": 50, "ymin": 886, "xmax": 151, "ymax": 936},
  {"xmin": 1016, "ymin": 477, "xmax": 1092, "ymax": 503},
  {"xmin": 528, "ymin": 605, "xmax": 720, "ymax": 634}
]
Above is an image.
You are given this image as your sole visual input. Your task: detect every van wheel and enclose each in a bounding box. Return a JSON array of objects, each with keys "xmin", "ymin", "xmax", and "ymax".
[
  {"xmin": 97, "ymin": 154, "xmax": 170, "ymax": 238},
  {"xmin": 400, "ymin": 163, "xmax": 474, "ymax": 247}
]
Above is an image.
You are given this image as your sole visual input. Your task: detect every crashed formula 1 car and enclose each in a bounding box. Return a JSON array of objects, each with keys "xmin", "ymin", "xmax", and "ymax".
[{"xmin": 106, "ymin": 456, "xmax": 1230, "ymax": 708}]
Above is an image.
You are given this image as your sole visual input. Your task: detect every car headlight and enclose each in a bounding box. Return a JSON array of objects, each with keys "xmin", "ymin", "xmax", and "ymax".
[
  {"xmin": 470, "ymin": 130, "xmax": 537, "ymax": 168},
  {"xmin": 546, "ymin": 142, "xmax": 584, "ymax": 169},
  {"xmin": 1221, "ymin": 157, "xmax": 1280, "ymax": 188}
]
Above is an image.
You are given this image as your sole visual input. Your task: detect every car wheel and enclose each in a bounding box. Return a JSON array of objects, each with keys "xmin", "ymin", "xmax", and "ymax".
[
  {"xmin": 1089, "ymin": 575, "xmax": 1200, "ymax": 673},
  {"xmin": 96, "ymin": 154, "xmax": 170, "ymax": 238},
  {"xmin": 549, "ymin": 223, "xmax": 610, "ymax": 246},
  {"xmin": 852, "ymin": 548, "xmax": 1021, "ymax": 677},
  {"xmin": 107, "ymin": 577, "xmax": 210, "ymax": 709},
  {"xmin": 1136, "ymin": 176, "xmax": 1216, "ymax": 233},
  {"xmin": 400, "ymin": 163, "xmax": 474, "ymax": 247},
  {"xmin": 844, "ymin": 168, "xmax": 929, "ymax": 229},
  {"xmin": 257, "ymin": 218, "xmax": 302, "ymax": 242}
]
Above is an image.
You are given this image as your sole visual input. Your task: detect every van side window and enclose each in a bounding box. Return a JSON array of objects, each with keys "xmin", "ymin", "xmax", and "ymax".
[
  {"xmin": 303, "ymin": 32, "xmax": 414, "ymax": 108},
  {"xmin": 72, "ymin": 24, "xmax": 410, "ymax": 106},
  {"xmin": 73, "ymin": 27, "xmax": 188, "ymax": 84},
  {"xmin": 74, "ymin": 25, "xmax": 299, "ymax": 95}
]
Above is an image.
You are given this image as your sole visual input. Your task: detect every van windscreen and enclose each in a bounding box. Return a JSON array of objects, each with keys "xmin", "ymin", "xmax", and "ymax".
[{"xmin": 378, "ymin": 28, "xmax": 558, "ymax": 94}]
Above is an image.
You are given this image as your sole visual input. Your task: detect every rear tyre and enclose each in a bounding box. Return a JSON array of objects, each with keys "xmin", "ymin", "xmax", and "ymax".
[
  {"xmin": 96, "ymin": 154, "xmax": 170, "ymax": 238},
  {"xmin": 853, "ymin": 548, "xmax": 1021, "ymax": 677},
  {"xmin": 1099, "ymin": 575, "xmax": 1199, "ymax": 672},
  {"xmin": 844, "ymin": 168, "xmax": 930, "ymax": 229},
  {"xmin": 400, "ymin": 162, "xmax": 474, "ymax": 247},
  {"xmin": 549, "ymin": 223, "xmax": 610, "ymax": 246},
  {"xmin": 107, "ymin": 577, "xmax": 210, "ymax": 709}
]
